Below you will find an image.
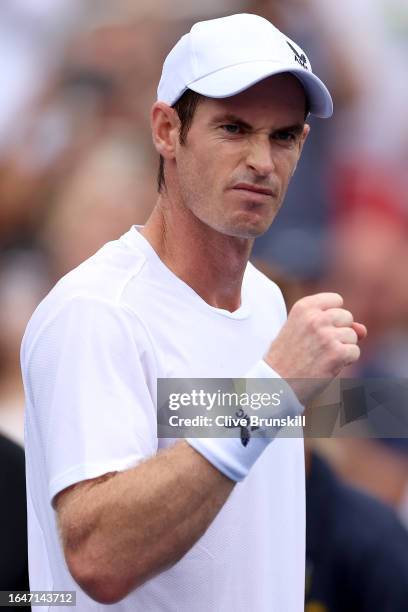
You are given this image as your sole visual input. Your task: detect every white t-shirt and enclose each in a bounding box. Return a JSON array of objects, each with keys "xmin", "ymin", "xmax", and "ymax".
[{"xmin": 21, "ymin": 226, "xmax": 305, "ymax": 611}]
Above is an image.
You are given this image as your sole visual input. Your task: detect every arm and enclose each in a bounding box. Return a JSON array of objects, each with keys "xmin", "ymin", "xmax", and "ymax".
[
  {"xmin": 55, "ymin": 441, "xmax": 234, "ymax": 604},
  {"xmin": 50, "ymin": 293, "xmax": 365, "ymax": 604},
  {"xmin": 26, "ymin": 297, "xmax": 235, "ymax": 604}
]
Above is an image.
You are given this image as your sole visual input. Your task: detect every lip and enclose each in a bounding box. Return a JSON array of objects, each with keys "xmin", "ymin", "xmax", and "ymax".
[{"xmin": 232, "ymin": 183, "xmax": 275, "ymax": 197}]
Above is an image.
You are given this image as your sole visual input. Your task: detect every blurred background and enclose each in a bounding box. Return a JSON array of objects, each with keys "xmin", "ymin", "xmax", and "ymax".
[{"xmin": 0, "ymin": 0, "xmax": 407, "ymax": 607}]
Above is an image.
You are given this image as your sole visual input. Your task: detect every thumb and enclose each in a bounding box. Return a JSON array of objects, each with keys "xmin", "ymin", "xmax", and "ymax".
[{"xmin": 352, "ymin": 321, "xmax": 368, "ymax": 341}]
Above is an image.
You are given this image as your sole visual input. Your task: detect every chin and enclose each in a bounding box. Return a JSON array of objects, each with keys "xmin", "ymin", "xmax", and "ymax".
[
  {"xmin": 221, "ymin": 221, "xmax": 271, "ymax": 240},
  {"xmin": 227, "ymin": 212, "xmax": 276, "ymax": 239}
]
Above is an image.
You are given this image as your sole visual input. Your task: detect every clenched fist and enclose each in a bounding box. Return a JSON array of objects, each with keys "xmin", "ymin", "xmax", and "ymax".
[{"xmin": 264, "ymin": 293, "xmax": 367, "ymax": 404}]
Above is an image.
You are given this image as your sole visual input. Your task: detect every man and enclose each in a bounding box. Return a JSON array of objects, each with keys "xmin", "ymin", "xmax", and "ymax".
[
  {"xmin": 0, "ymin": 433, "xmax": 30, "ymax": 603},
  {"xmin": 305, "ymin": 448, "xmax": 408, "ymax": 611},
  {"xmin": 21, "ymin": 14, "xmax": 366, "ymax": 611}
]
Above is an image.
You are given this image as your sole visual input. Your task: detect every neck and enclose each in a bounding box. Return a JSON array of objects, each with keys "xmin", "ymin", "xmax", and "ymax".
[{"xmin": 141, "ymin": 195, "xmax": 253, "ymax": 312}]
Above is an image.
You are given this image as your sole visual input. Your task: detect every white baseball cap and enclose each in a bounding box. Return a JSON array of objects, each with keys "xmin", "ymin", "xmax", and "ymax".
[{"xmin": 157, "ymin": 13, "xmax": 333, "ymax": 118}]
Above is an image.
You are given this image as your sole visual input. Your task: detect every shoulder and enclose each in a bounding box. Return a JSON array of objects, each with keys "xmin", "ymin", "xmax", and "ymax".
[
  {"xmin": 21, "ymin": 233, "xmax": 151, "ymax": 363},
  {"xmin": 48, "ymin": 232, "xmax": 147, "ymax": 308}
]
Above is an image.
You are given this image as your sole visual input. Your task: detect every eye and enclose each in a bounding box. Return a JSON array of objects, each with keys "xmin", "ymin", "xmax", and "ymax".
[
  {"xmin": 221, "ymin": 124, "xmax": 242, "ymax": 135},
  {"xmin": 274, "ymin": 131, "xmax": 297, "ymax": 142}
]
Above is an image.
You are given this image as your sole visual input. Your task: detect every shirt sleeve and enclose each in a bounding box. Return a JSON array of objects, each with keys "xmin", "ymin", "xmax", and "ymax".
[{"xmin": 24, "ymin": 296, "xmax": 158, "ymax": 503}]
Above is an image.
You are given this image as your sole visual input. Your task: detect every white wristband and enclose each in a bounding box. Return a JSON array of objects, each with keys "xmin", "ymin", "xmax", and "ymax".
[{"xmin": 186, "ymin": 360, "xmax": 303, "ymax": 482}]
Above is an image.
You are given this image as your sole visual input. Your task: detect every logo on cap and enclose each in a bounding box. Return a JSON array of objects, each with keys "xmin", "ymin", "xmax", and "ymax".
[{"xmin": 286, "ymin": 41, "xmax": 309, "ymax": 70}]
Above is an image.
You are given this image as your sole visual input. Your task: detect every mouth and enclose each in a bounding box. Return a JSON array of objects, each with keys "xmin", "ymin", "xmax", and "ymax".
[{"xmin": 231, "ymin": 183, "xmax": 275, "ymax": 198}]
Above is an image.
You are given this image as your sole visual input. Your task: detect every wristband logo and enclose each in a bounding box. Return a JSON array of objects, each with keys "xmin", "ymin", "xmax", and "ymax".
[
  {"xmin": 227, "ymin": 380, "xmax": 259, "ymax": 447},
  {"xmin": 224, "ymin": 407, "xmax": 260, "ymax": 447}
]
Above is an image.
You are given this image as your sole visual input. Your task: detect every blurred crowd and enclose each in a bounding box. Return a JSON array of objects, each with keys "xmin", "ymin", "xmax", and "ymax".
[{"xmin": 1, "ymin": 0, "xmax": 408, "ymax": 607}]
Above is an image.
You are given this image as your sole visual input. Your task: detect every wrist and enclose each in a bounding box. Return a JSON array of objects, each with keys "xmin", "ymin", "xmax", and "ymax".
[{"xmin": 185, "ymin": 359, "xmax": 304, "ymax": 482}]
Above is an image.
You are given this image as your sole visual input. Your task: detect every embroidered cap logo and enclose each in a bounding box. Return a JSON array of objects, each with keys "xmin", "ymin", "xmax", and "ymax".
[{"xmin": 286, "ymin": 41, "xmax": 309, "ymax": 70}]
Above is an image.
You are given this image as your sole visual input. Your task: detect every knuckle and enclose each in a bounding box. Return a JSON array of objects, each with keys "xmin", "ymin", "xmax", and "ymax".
[
  {"xmin": 322, "ymin": 338, "xmax": 359, "ymax": 375},
  {"xmin": 307, "ymin": 309, "xmax": 324, "ymax": 331},
  {"xmin": 352, "ymin": 345, "xmax": 361, "ymax": 359},
  {"xmin": 342, "ymin": 309, "xmax": 354, "ymax": 324},
  {"xmin": 330, "ymin": 338, "xmax": 347, "ymax": 358},
  {"xmin": 325, "ymin": 349, "xmax": 342, "ymax": 374},
  {"xmin": 319, "ymin": 325, "xmax": 335, "ymax": 345},
  {"xmin": 330, "ymin": 337, "xmax": 343, "ymax": 354},
  {"xmin": 338, "ymin": 328, "xmax": 357, "ymax": 344},
  {"xmin": 333, "ymin": 292, "xmax": 344, "ymax": 306},
  {"xmin": 292, "ymin": 298, "xmax": 307, "ymax": 315},
  {"xmin": 325, "ymin": 292, "xmax": 344, "ymax": 308},
  {"xmin": 346, "ymin": 345, "xmax": 360, "ymax": 363}
]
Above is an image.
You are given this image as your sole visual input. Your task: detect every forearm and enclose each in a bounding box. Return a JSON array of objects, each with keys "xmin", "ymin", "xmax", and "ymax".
[{"xmin": 57, "ymin": 440, "xmax": 234, "ymax": 603}]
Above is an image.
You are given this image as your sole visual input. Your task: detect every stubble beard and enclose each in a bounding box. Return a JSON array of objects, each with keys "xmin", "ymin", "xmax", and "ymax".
[{"xmin": 177, "ymin": 169, "xmax": 282, "ymax": 240}]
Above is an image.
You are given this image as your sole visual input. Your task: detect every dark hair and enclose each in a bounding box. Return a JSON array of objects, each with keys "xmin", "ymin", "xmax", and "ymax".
[{"xmin": 157, "ymin": 89, "xmax": 204, "ymax": 193}]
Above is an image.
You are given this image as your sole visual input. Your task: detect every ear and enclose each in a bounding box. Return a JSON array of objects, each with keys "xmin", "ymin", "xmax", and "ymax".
[
  {"xmin": 298, "ymin": 123, "xmax": 310, "ymax": 157},
  {"xmin": 151, "ymin": 102, "xmax": 180, "ymax": 161},
  {"xmin": 292, "ymin": 123, "xmax": 310, "ymax": 176}
]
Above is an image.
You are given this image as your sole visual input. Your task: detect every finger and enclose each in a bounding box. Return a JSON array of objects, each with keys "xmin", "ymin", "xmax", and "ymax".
[
  {"xmin": 296, "ymin": 292, "xmax": 344, "ymax": 312},
  {"xmin": 342, "ymin": 344, "xmax": 361, "ymax": 365},
  {"xmin": 336, "ymin": 327, "xmax": 358, "ymax": 345},
  {"xmin": 324, "ymin": 308, "xmax": 353, "ymax": 328},
  {"xmin": 352, "ymin": 322, "xmax": 368, "ymax": 341}
]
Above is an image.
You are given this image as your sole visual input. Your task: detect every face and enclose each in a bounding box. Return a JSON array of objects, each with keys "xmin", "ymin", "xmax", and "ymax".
[{"xmin": 158, "ymin": 74, "xmax": 309, "ymax": 239}]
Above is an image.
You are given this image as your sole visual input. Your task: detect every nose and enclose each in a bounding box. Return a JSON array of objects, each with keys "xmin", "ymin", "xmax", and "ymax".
[{"xmin": 246, "ymin": 137, "xmax": 275, "ymax": 177}]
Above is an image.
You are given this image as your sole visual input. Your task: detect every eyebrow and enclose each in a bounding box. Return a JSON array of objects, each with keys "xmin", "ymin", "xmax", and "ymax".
[{"xmin": 210, "ymin": 113, "xmax": 305, "ymax": 135}]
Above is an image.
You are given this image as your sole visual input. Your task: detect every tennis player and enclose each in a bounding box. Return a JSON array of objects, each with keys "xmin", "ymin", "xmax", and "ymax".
[{"xmin": 22, "ymin": 14, "xmax": 366, "ymax": 611}]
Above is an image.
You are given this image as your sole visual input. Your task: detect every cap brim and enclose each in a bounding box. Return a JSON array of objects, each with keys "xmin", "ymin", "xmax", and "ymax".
[{"xmin": 187, "ymin": 61, "xmax": 333, "ymax": 118}]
